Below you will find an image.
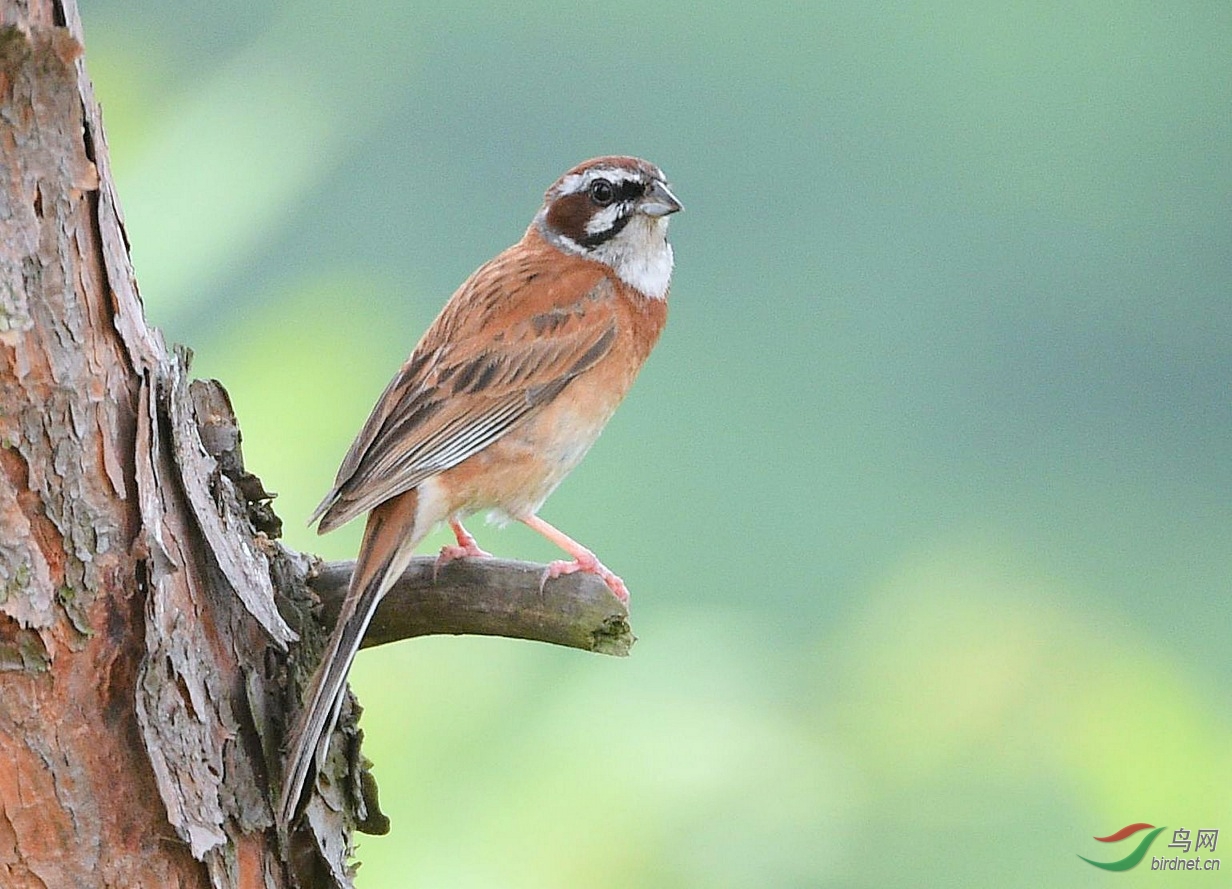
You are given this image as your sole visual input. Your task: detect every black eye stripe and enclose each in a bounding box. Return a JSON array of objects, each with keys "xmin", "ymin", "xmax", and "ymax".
[
  {"xmin": 579, "ymin": 177, "xmax": 646, "ymax": 201},
  {"xmin": 616, "ymin": 179, "xmax": 646, "ymax": 201}
]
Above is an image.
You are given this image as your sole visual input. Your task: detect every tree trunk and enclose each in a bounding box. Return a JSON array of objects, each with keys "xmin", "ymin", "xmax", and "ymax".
[
  {"xmin": 0, "ymin": 4, "xmax": 630, "ymax": 887},
  {"xmin": 1, "ymin": 2, "xmax": 289, "ymax": 885}
]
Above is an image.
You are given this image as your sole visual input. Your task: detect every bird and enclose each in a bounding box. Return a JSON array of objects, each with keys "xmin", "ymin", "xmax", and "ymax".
[{"xmin": 278, "ymin": 155, "xmax": 682, "ymax": 823}]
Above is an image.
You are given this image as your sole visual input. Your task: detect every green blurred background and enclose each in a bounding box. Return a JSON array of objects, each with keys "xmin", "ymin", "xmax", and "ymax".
[{"xmin": 81, "ymin": 1, "xmax": 1230, "ymax": 886}]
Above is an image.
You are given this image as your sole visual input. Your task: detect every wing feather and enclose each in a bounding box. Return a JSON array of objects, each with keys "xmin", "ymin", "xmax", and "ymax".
[{"xmin": 312, "ymin": 260, "xmax": 619, "ymax": 532}]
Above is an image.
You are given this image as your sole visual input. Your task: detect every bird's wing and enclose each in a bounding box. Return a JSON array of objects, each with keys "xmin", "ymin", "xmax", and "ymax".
[{"xmin": 311, "ymin": 263, "xmax": 620, "ymax": 532}]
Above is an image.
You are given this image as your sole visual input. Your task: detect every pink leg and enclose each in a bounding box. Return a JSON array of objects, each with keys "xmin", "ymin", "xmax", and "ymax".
[
  {"xmin": 520, "ymin": 515, "xmax": 629, "ymax": 604},
  {"xmin": 434, "ymin": 519, "xmax": 492, "ymax": 579}
]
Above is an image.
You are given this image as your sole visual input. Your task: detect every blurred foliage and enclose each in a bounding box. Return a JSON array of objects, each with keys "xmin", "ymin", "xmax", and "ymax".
[{"xmin": 81, "ymin": 1, "xmax": 1230, "ymax": 886}]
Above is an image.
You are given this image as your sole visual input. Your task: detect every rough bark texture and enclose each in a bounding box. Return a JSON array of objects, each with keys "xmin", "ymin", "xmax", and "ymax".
[
  {"xmin": 0, "ymin": 3, "xmax": 295, "ymax": 885},
  {"xmin": 0, "ymin": 4, "xmax": 631, "ymax": 888},
  {"xmin": 0, "ymin": 7, "xmax": 207, "ymax": 888}
]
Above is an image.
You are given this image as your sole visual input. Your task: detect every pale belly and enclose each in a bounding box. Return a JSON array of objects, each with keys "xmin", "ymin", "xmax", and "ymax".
[{"xmin": 432, "ymin": 383, "xmax": 625, "ymax": 523}]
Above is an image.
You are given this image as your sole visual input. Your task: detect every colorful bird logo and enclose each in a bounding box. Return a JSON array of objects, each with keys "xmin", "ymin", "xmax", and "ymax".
[{"xmin": 1079, "ymin": 823, "xmax": 1167, "ymax": 871}]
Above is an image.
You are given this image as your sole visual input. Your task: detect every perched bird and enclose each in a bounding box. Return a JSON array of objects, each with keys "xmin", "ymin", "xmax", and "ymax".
[{"xmin": 279, "ymin": 156, "xmax": 682, "ymax": 823}]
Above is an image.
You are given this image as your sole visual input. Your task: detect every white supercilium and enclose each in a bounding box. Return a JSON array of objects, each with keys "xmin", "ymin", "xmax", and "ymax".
[{"xmin": 554, "ymin": 167, "xmax": 650, "ymax": 197}]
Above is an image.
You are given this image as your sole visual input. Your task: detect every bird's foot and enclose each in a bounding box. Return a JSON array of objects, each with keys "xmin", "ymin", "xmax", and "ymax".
[
  {"xmin": 434, "ymin": 521, "xmax": 491, "ymax": 580},
  {"xmin": 539, "ymin": 552, "xmax": 630, "ymax": 604},
  {"xmin": 520, "ymin": 513, "xmax": 631, "ymax": 604},
  {"xmin": 434, "ymin": 541, "xmax": 492, "ymax": 574}
]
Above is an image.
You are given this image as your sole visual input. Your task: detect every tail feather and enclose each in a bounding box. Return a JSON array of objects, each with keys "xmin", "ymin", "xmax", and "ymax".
[{"xmin": 279, "ymin": 488, "xmax": 421, "ymax": 824}]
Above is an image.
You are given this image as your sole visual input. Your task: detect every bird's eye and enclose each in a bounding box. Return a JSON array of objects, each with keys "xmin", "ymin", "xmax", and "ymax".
[{"xmin": 589, "ymin": 179, "xmax": 615, "ymax": 206}]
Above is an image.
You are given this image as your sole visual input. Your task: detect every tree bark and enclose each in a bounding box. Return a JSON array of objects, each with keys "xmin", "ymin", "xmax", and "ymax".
[{"xmin": 0, "ymin": 4, "xmax": 630, "ymax": 887}]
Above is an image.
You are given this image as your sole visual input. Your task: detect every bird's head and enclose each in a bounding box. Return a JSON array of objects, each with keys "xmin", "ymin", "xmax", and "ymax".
[{"xmin": 536, "ymin": 156, "xmax": 682, "ymax": 299}]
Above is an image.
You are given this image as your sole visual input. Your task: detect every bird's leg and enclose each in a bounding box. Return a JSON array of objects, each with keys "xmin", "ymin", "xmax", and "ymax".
[
  {"xmin": 434, "ymin": 519, "xmax": 492, "ymax": 579},
  {"xmin": 520, "ymin": 514, "xmax": 630, "ymax": 603}
]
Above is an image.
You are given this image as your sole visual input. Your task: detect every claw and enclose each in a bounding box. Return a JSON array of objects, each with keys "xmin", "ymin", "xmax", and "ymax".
[
  {"xmin": 433, "ymin": 520, "xmax": 491, "ymax": 580},
  {"xmin": 538, "ymin": 553, "xmax": 630, "ymax": 604},
  {"xmin": 520, "ymin": 514, "xmax": 631, "ymax": 604}
]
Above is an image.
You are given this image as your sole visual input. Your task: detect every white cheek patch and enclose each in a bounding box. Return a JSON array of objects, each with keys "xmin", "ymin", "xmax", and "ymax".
[{"xmin": 584, "ymin": 203, "xmax": 625, "ymax": 236}]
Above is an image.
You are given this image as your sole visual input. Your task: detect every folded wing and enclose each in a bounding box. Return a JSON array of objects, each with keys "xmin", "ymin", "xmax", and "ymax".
[{"xmin": 312, "ymin": 270, "xmax": 619, "ymax": 533}]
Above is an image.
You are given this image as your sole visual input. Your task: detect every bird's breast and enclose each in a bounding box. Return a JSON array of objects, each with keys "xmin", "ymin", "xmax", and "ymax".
[{"xmin": 435, "ymin": 291, "xmax": 666, "ymax": 521}]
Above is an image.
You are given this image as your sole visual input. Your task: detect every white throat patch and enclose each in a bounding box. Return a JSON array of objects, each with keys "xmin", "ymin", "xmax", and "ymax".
[{"xmin": 589, "ymin": 214, "xmax": 674, "ymax": 299}]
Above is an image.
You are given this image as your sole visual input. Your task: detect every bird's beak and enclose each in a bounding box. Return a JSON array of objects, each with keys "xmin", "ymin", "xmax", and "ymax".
[{"xmin": 638, "ymin": 180, "xmax": 683, "ymax": 217}]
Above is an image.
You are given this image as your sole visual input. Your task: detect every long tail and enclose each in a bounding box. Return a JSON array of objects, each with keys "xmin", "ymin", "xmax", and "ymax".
[{"xmin": 278, "ymin": 488, "xmax": 421, "ymax": 824}]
